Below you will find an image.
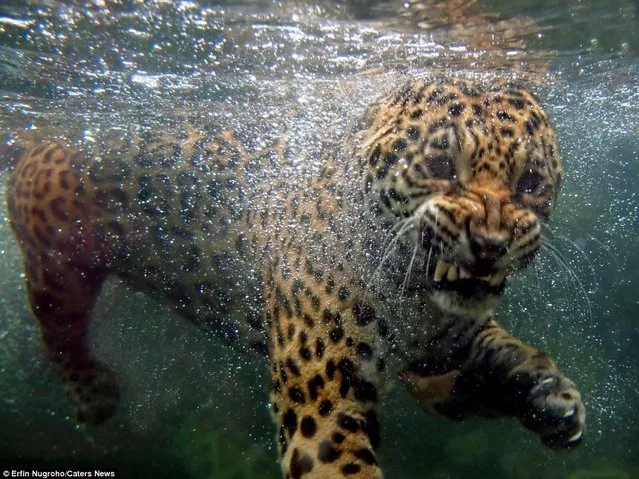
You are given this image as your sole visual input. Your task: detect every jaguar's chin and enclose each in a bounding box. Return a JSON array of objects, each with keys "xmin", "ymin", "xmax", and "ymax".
[
  {"xmin": 426, "ymin": 260, "xmax": 508, "ymax": 316},
  {"xmin": 430, "ymin": 289, "xmax": 500, "ymax": 317}
]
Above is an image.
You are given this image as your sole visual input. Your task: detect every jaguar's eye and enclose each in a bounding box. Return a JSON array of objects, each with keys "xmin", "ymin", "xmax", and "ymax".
[
  {"xmin": 516, "ymin": 169, "xmax": 544, "ymax": 194},
  {"xmin": 426, "ymin": 154, "xmax": 456, "ymax": 180}
]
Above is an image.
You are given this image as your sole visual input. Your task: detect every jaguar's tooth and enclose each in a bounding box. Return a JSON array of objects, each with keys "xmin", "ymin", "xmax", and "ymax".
[
  {"xmin": 447, "ymin": 265, "xmax": 458, "ymax": 281},
  {"xmin": 434, "ymin": 261, "xmax": 449, "ymax": 281},
  {"xmin": 460, "ymin": 268, "xmax": 471, "ymax": 279},
  {"xmin": 491, "ymin": 270, "xmax": 507, "ymax": 285}
]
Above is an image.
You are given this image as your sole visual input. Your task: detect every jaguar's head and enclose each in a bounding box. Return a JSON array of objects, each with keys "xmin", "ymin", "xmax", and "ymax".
[{"xmin": 360, "ymin": 79, "xmax": 563, "ymax": 316}]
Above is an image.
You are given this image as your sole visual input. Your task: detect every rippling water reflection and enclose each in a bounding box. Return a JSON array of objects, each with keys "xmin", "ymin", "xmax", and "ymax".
[{"xmin": 0, "ymin": 1, "xmax": 637, "ymax": 478}]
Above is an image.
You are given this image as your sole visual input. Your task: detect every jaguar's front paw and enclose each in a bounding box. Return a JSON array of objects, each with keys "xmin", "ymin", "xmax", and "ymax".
[{"xmin": 518, "ymin": 371, "xmax": 586, "ymax": 449}]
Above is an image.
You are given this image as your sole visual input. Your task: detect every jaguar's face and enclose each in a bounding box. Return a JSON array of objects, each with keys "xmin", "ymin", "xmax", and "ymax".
[{"xmin": 361, "ymin": 79, "xmax": 563, "ymax": 316}]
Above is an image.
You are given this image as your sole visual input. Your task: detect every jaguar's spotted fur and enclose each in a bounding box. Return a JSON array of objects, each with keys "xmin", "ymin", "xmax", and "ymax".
[{"xmin": 6, "ymin": 79, "xmax": 585, "ymax": 478}]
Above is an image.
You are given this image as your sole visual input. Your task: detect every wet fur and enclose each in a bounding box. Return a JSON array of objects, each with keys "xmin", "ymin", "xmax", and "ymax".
[{"xmin": 6, "ymin": 79, "xmax": 584, "ymax": 478}]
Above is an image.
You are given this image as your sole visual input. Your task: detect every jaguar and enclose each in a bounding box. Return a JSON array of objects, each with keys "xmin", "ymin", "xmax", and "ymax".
[{"xmin": 5, "ymin": 77, "xmax": 585, "ymax": 478}]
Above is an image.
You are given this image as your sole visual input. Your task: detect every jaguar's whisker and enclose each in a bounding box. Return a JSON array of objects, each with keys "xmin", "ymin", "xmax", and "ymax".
[
  {"xmin": 425, "ymin": 243, "xmax": 434, "ymax": 285},
  {"xmin": 541, "ymin": 243, "xmax": 593, "ymax": 326},
  {"xmin": 381, "ymin": 217, "xmax": 411, "ymax": 252},
  {"xmin": 364, "ymin": 216, "xmax": 418, "ymax": 298},
  {"xmin": 397, "ymin": 232, "xmax": 421, "ymax": 318},
  {"xmin": 586, "ymin": 233, "xmax": 621, "ymax": 282},
  {"xmin": 543, "ymin": 226, "xmax": 597, "ymax": 285},
  {"xmin": 531, "ymin": 261, "xmax": 542, "ymax": 299},
  {"xmin": 586, "ymin": 233, "xmax": 616, "ymax": 263},
  {"xmin": 400, "ymin": 233, "xmax": 421, "ymax": 299}
]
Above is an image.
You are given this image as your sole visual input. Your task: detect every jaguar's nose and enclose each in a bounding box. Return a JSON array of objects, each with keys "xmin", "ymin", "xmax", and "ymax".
[{"xmin": 469, "ymin": 234, "xmax": 509, "ymax": 272}]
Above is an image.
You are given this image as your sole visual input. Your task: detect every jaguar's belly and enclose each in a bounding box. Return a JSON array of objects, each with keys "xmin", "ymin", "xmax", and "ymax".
[
  {"xmin": 88, "ymin": 158, "xmax": 266, "ymax": 349},
  {"xmin": 114, "ymin": 234, "xmax": 266, "ymax": 350}
]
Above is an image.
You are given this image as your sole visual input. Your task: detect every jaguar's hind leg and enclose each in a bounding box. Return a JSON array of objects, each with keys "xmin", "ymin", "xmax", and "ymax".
[
  {"xmin": 26, "ymin": 257, "xmax": 118, "ymax": 423},
  {"xmin": 6, "ymin": 142, "xmax": 119, "ymax": 423}
]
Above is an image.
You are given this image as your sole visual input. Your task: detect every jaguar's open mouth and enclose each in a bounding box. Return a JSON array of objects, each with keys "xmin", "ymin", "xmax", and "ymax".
[{"xmin": 425, "ymin": 259, "xmax": 508, "ymax": 313}]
